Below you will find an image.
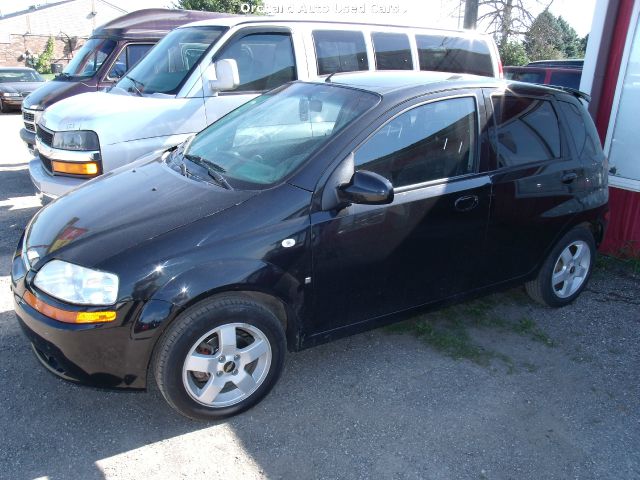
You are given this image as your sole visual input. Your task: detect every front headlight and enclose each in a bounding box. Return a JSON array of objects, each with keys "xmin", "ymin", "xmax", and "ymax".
[
  {"xmin": 52, "ymin": 131, "xmax": 100, "ymax": 151},
  {"xmin": 34, "ymin": 260, "xmax": 119, "ymax": 305}
]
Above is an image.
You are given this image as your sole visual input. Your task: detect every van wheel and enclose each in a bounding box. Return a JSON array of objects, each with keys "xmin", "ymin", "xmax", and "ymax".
[
  {"xmin": 525, "ymin": 227, "xmax": 596, "ymax": 307},
  {"xmin": 153, "ymin": 294, "xmax": 286, "ymax": 420}
]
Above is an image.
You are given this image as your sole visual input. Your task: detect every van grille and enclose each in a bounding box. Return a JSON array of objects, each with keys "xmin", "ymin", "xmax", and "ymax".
[
  {"xmin": 36, "ymin": 125, "xmax": 54, "ymax": 147},
  {"xmin": 23, "ymin": 111, "xmax": 34, "ymax": 122},
  {"xmin": 39, "ymin": 153, "xmax": 53, "ymax": 174}
]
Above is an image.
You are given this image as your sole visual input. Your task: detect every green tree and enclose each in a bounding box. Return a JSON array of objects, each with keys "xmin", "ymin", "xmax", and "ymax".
[
  {"xmin": 556, "ymin": 16, "xmax": 581, "ymax": 58},
  {"xmin": 524, "ymin": 10, "xmax": 565, "ymax": 61},
  {"xmin": 174, "ymin": 0, "xmax": 263, "ymax": 14},
  {"xmin": 579, "ymin": 34, "xmax": 589, "ymax": 57},
  {"xmin": 34, "ymin": 36, "xmax": 55, "ymax": 74},
  {"xmin": 499, "ymin": 40, "xmax": 530, "ymax": 66}
]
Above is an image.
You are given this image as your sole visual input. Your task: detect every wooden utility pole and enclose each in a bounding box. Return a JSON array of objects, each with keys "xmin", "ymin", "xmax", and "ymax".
[{"xmin": 463, "ymin": 0, "xmax": 479, "ymax": 29}]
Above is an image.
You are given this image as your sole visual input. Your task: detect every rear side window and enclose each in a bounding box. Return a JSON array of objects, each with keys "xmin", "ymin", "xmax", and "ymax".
[
  {"xmin": 313, "ymin": 30, "xmax": 368, "ymax": 75},
  {"xmin": 558, "ymin": 100, "xmax": 601, "ymax": 160},
  {"xmin": 416, "ymin": 35, "xmax": 493, "ymax": 77},
  {"xmin": 371, "ymin": 32, "xmax": 413, "ymax": 70},
  {"xmin": 549, "ymin": 70, "xmax": 581, "ymax": 90},
  {"xmin": 218, "ymin": 33, "xmax": 296, "ymax": 92},
  {"xmin": 491, "ymin": 95, "xmax": 561, "ymax": 166},
  {"xmin": 504, "ymin": 69, "xmax": 545, "ymax": 84}
]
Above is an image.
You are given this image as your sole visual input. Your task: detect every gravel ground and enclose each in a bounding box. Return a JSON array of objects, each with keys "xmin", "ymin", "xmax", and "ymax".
[{"xmin": 0, "ymin": 113, "xmax": 638, "ymax": 480}]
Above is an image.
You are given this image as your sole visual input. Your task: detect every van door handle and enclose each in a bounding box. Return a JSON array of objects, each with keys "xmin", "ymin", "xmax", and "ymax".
[
  {"xmin": 561, "ymin": 172, "xmax": 578, "ymax": 184},
  {"xmin": 454, "ymin": 195, "xmax": 479, "ymax": 212}
]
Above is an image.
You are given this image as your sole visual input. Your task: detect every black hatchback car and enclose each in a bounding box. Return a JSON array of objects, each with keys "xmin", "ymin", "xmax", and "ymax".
[{"xmin": 11, "ymin": 72, "xmax": 608, "ymax": 420}]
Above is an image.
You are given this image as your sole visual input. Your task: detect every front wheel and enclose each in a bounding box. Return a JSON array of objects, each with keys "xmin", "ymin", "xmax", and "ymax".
[
  {"xmin": 525, "ymin": 227, "xmax": 596, "ymax": 307},
  {"xmin": 153, "ymin": 294, "xmax": 286, "ymax": 420}
]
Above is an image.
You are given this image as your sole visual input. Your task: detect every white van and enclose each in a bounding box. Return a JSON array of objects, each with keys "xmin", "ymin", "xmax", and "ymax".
[{"xmin": 30, "ymin": 17, "xmax": 501, "ymax": 198}]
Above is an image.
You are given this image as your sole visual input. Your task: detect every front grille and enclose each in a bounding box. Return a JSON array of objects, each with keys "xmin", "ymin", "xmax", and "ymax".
[
  {"xmin": 25, "ymin": 122, "xmax": 35, "ymax": 132},
  {"xmin": 40, "ymin": 153, "xmax": 53, "ymax": 174},
  {"xmin": 23, "ymin": 111, "xmax": 34, "ymax": 122},
  {"xmin": 36, "ymin": 125, "xmax": 54, "ymax": 147}
]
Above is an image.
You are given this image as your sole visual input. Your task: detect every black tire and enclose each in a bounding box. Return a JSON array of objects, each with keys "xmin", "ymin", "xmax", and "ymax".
[
  {"xmin": 0, "ymin": 100, "xmax": 9, "ymax": 113},
  {"xmin": 153, "ymin": 293, "xmax": 286, "ymax": 420},
  {"xmin": 525, "ymin": 227, "xmax": 596, "ymax": 307}
]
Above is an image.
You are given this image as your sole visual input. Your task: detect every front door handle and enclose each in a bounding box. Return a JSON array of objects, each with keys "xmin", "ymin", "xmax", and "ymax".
[
  {"xmin": 561, "ymin": 172, "xmax": 578, "ymax": 184},
  {"xmin": 454, "ymin": 195, "xmax": 479, "ymax": 212}
]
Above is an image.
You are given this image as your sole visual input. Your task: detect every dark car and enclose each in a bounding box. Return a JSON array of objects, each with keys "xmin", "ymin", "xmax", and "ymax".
[
  {"xmin": 11, "ymin": 72, "xmax": 608, "ymax": 420},
  {"xmin": 504, "ymin": 65, "xmax": 582, "ymax": 90},
  {"xmin": 20, "ymin": 8, "xmax": 231, "ymax": 152},
  {"xmin": 0, "ymin": 68, "xmax": 45, "ymax": 112}
]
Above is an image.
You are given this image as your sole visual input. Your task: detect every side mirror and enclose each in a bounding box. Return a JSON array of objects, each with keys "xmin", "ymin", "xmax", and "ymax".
[
  {"xmin": 338, "ymin": 170, "xmax": 394, "ymax": 206},
  {"xmin": 206, "ymin": 59, "xmax": 239, "ymax": 94}
]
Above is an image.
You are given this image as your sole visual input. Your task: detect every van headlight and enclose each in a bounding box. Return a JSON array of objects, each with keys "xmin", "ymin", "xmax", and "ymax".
[
  {"xmin": 34, "ymin": 260, "xmax": 119, "ymax": 305},
  {"xmin": 52, "ymin": 131, "xmax": 100, "ymax": 151}
]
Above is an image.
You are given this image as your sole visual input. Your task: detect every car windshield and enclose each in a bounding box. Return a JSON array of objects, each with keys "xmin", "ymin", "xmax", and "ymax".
[
  {"xmin": 0, "ymin": 70, "xmax": 43, "ymax": 82},
  {"xmin": 62, "ymin": 38, "xmax": 117, "ymax": 78},
  {"xmin": 183, "ymin": 82, "xmax": 379, "ymax": 189},
  {"xmin": 116, "ymin": 26, "xmax": 225, "ymax": 96}
]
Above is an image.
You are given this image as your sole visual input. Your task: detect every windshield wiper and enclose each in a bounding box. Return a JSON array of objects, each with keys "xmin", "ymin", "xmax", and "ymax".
[
  {"xmin": 124, "ymin": 75, "xmax": 144, "ymax": 96},
  {"xmin": 55, "ymin": 72, "xmax": 72, "ymax": 80},
  {"xmin": 183, "ymin": 153, "xmax": 233, "ymax": 190}
]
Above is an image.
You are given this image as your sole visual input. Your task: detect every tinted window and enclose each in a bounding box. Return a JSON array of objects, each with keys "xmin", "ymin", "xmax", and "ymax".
[
  {"xmin": 504, "ymin": 69, "xmax": 545, "ymax": 84},
  {"xmin": 107, "ymin": 44, "xmax": 152, "ymax": 80},
  {"xmin": 416, "ymin": 35, "xmax": 493, "ymax": 77},
  {"xmin": 355, "ymin": 97, "xmax": 477, "ymax": 187},
  {"xmin": 549, "ymin": 70, "xmax": 581, "ymax": 89},
  {"xmin": 313, "ymin": 30, "xmax": 368, "ymax": 75},
  {"xmin": 559, "ymin": 100, "xmax": 601, "ymax": 160},
  {"xmin": 63, "ymin": 38, "xmax": 117, "ymax": 77},
  {"xmin": 217, "ymin": 33, "xmax": 296, "ymax": 92},
  {"xmin": 371, "ymin": 32, "xmax": 413, "ymax": 70},
  {"xmin": 186, "ymin": 83, "xmax": 378, "ymax": 188},
  {"xmin": 491, "ymin": 96, "xmax": 561, "ymax": 166}
]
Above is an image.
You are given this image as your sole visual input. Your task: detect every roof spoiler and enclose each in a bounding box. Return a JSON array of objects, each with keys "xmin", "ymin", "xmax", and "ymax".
[{"xmin": 552, "ymin": 86, "xmax": 591, "ymax": 102}]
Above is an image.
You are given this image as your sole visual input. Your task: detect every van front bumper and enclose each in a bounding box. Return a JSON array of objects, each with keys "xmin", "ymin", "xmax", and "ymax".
[{"xmin": 29, "ymin": 158, "xmax": 87, "ymax": 199}]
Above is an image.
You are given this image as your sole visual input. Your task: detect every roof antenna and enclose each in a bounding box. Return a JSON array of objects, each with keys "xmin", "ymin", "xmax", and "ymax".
[{"xmin": 325, "ymin": 72, "xmax": 337, "ymax": 83}]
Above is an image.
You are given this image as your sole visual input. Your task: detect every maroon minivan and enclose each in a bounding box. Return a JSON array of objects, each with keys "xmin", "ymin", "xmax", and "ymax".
[{"xmin": 20, "ymin": 8, "xmax": 231, "ymax": 153}]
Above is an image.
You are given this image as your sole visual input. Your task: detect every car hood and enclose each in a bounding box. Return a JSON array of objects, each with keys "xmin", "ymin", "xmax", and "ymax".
[
  {"xmin": 39, "ymin": 90, "xmax": 207, "ymax": 146},
  {"xmin": 24, "ymin": 156, "xmax": 258, "ymax": 269},
  {"xmin": 22, "ymin": 79, "xmax": 93, "ymax": 110},
  {"xmin": 1, "ymin": 81, "xmax": 44, "ymax": 95}
]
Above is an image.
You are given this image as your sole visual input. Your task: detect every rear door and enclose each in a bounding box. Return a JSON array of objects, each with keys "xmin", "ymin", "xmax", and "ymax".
[
  {"xmin": 309, "ymin": 91, "xmax": 492, "ymax": 335},
  {"xmin": 479, "ymin": 89, "xmax": 583, "ymax": 286}
]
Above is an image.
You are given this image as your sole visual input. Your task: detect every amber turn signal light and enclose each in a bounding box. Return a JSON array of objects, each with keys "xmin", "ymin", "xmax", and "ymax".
[
  {"xmin": 23, "ymin": 291, "xmax": 116, "ymax": 324},
  {"xmin": 52, "ymin": 161, "xmax": 99, "ymax": 176}
]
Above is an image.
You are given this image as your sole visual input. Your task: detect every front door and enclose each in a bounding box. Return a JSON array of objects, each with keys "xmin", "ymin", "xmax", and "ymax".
[{"xmin": 309, "ymin": 93, "xmax": 492, "ymax": 337}]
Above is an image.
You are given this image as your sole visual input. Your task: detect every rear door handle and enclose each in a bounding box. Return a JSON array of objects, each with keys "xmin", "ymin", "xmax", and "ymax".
[
  {"xmin": 454, "ymin": 195, "xmax": 479, "ymax": 212},
  {"xmin": 561, "ymin": 172, "xmax": 578, "ymax": 184}
]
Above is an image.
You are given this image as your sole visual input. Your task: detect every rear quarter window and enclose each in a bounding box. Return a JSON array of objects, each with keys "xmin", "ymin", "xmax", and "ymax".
[
  {"xmin": 313, "ymin": 30, "xmax": 368, "ymax": 75},
  {"xmin": 416, "ymin": 35, "xmax": 493, "ymax": 77},
  {"xmin": 491, "ymin": 95, "xmax": 561, "ymax": 166},
  {"xmin": 549, "ymin": 70, "xmax": 581, "ymax": 90},
  {"xmin": 558, "ymin": 100, "xmax": 602, "ymax": 161}
]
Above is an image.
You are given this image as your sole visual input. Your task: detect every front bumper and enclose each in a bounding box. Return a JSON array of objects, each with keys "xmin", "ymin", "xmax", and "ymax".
[
  {"xmin": 20, "ymin": 128, "xmax": 36, "ymax": 150},
  {"xmin": 2, "ymin": 97, "xmax": 23, "ymax": 107},
  {"xmin": 29, "ymin": 158, "xmax": 87, "ymax": 199},
  {"xmin": 10, "ymin": 255, "xmax": 153, "ymax": 389}
]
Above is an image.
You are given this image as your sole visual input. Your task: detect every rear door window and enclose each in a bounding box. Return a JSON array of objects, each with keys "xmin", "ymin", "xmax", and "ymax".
[
  {"xmin": 313, "ymin": 30, "xmax": 368, "ymax": 75},
  {"xmin": 371, "ymin": 32, "xmax": 413, "ymax": 70},
  {"xmin": 217, "ymin": 33, "xmax": 296, "ymax": 92},
  {"xmin": 416, "ymin": 35, "xmax": 493, "ymax": 77},
  {"xmin": 491, "ymin": 95, "xmax": 561, "ymax": 166}
]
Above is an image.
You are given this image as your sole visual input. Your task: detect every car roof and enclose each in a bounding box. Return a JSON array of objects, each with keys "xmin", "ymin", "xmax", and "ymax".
[{"xmin": 305, "ymin": 71, "xmax": 571, "ymax": 100}]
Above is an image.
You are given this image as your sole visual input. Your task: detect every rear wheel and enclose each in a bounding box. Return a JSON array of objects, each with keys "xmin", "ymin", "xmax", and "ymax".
[
  {"xmin": 153, "ymin": 294, "xmax": 286, "ymax": 420},
  {"xmin": 525, "ymin": 227, "xmax": 596, "ymax": 307}
]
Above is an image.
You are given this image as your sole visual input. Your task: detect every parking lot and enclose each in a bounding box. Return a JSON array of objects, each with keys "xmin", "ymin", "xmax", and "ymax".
[{"xmin": 0, "ymin": 111, "xmax": 639, "ymax": 480}]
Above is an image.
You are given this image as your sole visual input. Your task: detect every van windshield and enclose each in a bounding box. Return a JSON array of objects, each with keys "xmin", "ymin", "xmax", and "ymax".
[
  {"xmin": 116, "ymin": 26, "xmax": 225, "ymax": 96},
  {"xmin": 61, "ymin": 38, "xmax": 117, "ymax": 78},
  {"xmin": 183, "ymin": 82, "xmax": 379, "ymax": 189}
]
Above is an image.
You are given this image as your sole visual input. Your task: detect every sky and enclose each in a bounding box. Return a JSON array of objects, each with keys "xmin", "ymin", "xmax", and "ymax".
[{"xmin": 0, "ymin": 0, "xmax": 597, "ymax": 37}]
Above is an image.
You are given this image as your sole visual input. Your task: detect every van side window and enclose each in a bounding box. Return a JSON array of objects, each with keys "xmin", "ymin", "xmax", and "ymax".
[
  {"xmin": 558, "ymin": 100, "xmax": 601, "ymax": 160},
  {"xmin": 313, "ymin": 30, "xmax": 368, "ymax": 75},
  {"xmin": 218, "ymin": 33, "xmax": 296, "ymax": 92},
  {"xmin": 107, "ymin": 44, "xmax": 152, "ymax": 80},
  {"xmin": 354, "ymin": 97, "xmax": 477, "ymax": 187},
  {"xmin": 491, "ymin": 96, "xmax": 561, "ymax": 166},
  {"xmin": 416, "ymin": 35, "xmax": 493, "ymax": 77},
  {"xmin": 371, "ymin": 32, "xmax": 413, "ymax": 70}
]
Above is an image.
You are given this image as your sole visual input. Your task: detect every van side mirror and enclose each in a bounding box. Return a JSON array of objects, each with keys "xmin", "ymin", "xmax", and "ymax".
[
  {"xmin": 338, "ymin": 170, "xmax": 394, "ymax": 206},
  {"xmin": 206, "ymin": 59, "xmax": 239, "ymax": 94}
]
